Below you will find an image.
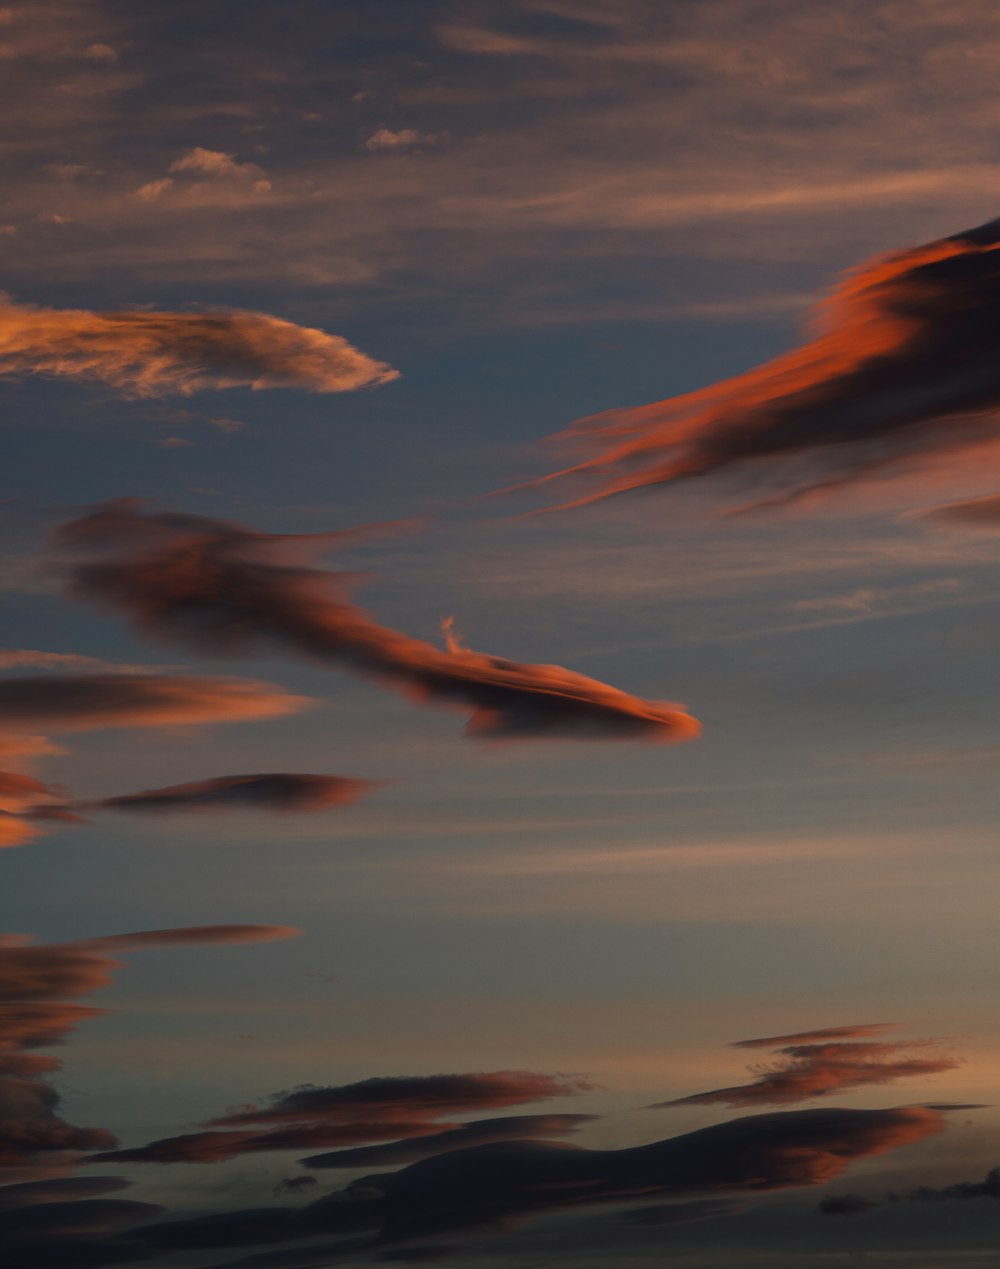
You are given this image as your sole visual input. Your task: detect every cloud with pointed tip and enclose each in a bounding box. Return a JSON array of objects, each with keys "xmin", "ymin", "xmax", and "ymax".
[
  {"xmin": 81, "ymin": 772, "xmax": 379, "ymax": 817},
  {"xmin": 56, "ymin": 503, "xmax": 699, "ymax": 744},
  {"xmin": 0, "ymin": 296, "xmax": 398, "ymax": 397},
  {"xmin": 510, "ymin": 217, "xmax": 1000, "ymax": 511}
]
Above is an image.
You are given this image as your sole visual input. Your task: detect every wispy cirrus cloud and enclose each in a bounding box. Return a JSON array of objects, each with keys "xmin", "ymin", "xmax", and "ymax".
[
  {"xmin": 0, "ymin": 296, "xmax": 397, "ymax": 397},
  {"xmin": 55, "ymin": 503, "xmax": 700, "ymax": 743}
]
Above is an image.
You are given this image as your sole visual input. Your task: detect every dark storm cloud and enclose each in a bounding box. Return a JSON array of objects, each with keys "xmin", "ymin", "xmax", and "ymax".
[
  {"xmin": 56, "ymin": 503, "xmax": 699, "ymax": 743},
  {"xmin": 90, "ymin": 1072, "xmax": 590, "ymax": 1165},
  {"xmin": 84, "ymin": 772, "xmax": 379, "ymax": 816},
  {"xmin": 653, "ymin": 1028, "xmax": 957, "ymax": 1108},
  {"xmin": 0, "ymin": 298, "xmax": 398, "ymax": 397},
  {"xmin": 512, "ymin": 218, "xmax": 1000, "ymax": 511}
]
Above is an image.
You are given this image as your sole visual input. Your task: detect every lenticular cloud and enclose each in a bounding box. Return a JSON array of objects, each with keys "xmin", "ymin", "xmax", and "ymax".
[
  {"xmin": 57, "ymin": 503, "xmax": 700, "ymax": 744},
  {"xmin": 516, "ymin": 217, "xmax": 1000, "ymax": 509},
  {"xmin": 0, "ymin": 297, "xmax": 398, "ymax": 397}
]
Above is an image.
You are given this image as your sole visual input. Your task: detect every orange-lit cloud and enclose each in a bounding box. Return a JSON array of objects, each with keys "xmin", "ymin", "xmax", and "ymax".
[
  {"xmin": 0, "ymin": 297, "xmax": 398, "ymax": 397},
  {"xmin": 57, "ymin": 503, "xmax": 699, "ymax": 743},
  {"xmin": 654, "ymin": 1027, "xmax": 958, "ymax": 1108},
  {"xmin": 513, "ymin": 218, "xmax": 1000, "ymax": 511}
]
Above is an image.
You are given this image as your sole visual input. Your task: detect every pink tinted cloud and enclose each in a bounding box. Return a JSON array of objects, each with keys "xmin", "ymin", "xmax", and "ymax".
[{"xmin": 654, "ymin": 1027, "xmax": 958, "ymax": 1108}]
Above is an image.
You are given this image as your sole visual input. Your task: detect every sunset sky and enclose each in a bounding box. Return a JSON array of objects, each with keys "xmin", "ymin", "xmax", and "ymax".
[{"xmin": 5, "ymin": 2, "xmax": 1000, "ymax": 1266}]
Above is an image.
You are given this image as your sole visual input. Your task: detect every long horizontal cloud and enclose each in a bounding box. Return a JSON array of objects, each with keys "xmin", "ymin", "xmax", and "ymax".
[
  {"xmin": 512, "ymin": 217, "xmax": 1000, "ymax": 510},
  {"xmin": 0, "ymin": 925, "xmax": 297, "ymax": 1177},
  {"xmin": 0, "ymin": 297, "xmax": 398, "ymax": 397},
  {"xmin": 0, "ymin": 672, "xmax": 310, "ymax": 732},
  {"xmin": 652, "ymin": 1027, "xmax": 958, "ymax": 1108},
  {"xmin": 81, "ymin": 772, "xmax": 379, "ymax": 816},
  {"xmin": 131, "ymin": 1105, "xmax": 943, "ymax": 1258},
  {"xmin": 90, "ymin": 1071, "xmax": 590, "ymax": 1165},
  {"xmin": 56, "ymin": 503, "xmax": 699, "ymax": 743}
]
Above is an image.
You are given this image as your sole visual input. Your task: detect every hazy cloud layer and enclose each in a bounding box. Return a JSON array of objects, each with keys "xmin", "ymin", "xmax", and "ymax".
[
  {"xmin": 0, "ymin": 297, "xmax": 398, "ymax": 397},
  {"xmin": 515, "ymin": 218, "xmax": 1000, "ymax": 510},
  {"xmin": 653, "ymin": 1028, "xmax": 958, "ymax": 1108},
  {"xmin": 57, "ymin": 503, "xmax": 700, "ymax": 743}
]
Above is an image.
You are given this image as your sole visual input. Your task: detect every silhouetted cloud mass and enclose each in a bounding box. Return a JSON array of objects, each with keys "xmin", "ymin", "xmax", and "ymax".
[
  {"xmin": 56, "ymin": 503, "xmax": 699, "ymax": 743},
  {"xmin": 514, "ymin": 218, "xmax": 1000, "ymax": 510},
  {"xmin": 132, "ymin": 1105, "xmax": 942, "ymax": 1257},
  {"xmin": 652, "ymin": 1028, "xmax": 958, "ymax": 1108},
  {"xmin": 85, "ymin": 773, "xmax": 378, "ymax": 816},
  {"xmin": 0, "ymin": 297, "xmax": 398, "ymax": 397}
]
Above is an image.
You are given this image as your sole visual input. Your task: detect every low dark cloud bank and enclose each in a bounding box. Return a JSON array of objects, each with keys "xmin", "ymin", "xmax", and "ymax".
[
  {"xmin": 821, "ymin": 1165, "xmax": 1000, "ymax": 1216},
  {"xmin": 131, "ymin": 1105, "xmax": 941, "ymax": 1259},
  {"xmin": 56, "ymin": 502, "xmax": 699, "ymax": 743},
  {"xmin": 514, "ymin": 217, "xmax": 1000, "ymax": 510}
]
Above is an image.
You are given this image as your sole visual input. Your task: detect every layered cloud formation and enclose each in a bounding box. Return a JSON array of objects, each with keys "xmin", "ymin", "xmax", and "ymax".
[
  {"xmin": 517, "ymin": 218, "xmax": 1000, "ymax": 510},
  {"xmin": 0, "ymin": 297, "xmax": 398, "ymax": 397},
  {"xmin": 132, "ymin": 1105, "xmax": 942, "ymax": 1258},
  {"xmin": 653, "ymin": 1026, "xmax": 958, "ymax": 1109},
  {"xmin": 91, "ymin": 1070, "xmax": 591, "ymax": 1165},
  {"xmin": 0, "ymin": 924, "xmax": 297, "ymax": 1178},
  {"xmin": 56, "ymin": 503, "xmax": 699, "ymax": 743},
  {"xmin": 0, "ymin": 668, "xmax": 311, "ymax": 846}
]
